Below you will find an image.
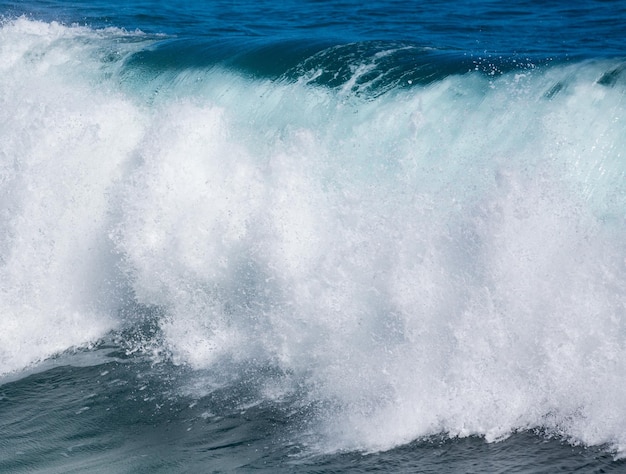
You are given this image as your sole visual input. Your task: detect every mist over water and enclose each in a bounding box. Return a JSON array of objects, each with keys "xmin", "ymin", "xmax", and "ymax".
[{"xmin": 1, "ymin": 16, "xmax": 626, "ymax": 463}]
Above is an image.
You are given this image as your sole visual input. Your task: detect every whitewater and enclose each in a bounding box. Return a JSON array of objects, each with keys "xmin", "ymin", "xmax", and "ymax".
[{"xmin": 1, "ymin": 8, "xmax": 626, "ymax": 472}]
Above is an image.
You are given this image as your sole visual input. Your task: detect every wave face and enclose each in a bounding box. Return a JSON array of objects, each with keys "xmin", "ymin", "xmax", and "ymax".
[{"xmin": 2, "ymin": 17, "xmax": 626, "ymax": 456}]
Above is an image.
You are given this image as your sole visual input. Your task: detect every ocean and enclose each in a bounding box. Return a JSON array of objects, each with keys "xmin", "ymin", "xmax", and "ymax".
[{"xmin": 1, "ymin": 0, "xmax": 626, "ymax": 472}]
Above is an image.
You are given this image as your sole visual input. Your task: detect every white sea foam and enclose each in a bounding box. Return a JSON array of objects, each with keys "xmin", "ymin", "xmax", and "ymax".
[
  {"xmin": 1, "ymin": 18, "xmax": 626, "ymax": 456},
  {"xmin": 0, "ymin": 18, "xmax": 147, "ymax": 374}
]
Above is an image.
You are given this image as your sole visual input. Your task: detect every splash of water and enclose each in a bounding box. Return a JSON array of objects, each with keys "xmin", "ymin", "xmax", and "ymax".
[{"xmin": 1, "ymin": 17, "xmax": 626, "ymax": 455}]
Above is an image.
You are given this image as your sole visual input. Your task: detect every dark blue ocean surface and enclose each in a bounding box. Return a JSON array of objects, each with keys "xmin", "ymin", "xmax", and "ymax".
[
  {"xmin": 1, "ymin": 1, "xmax": 626, "ymax": 472},
  {"xmin": 3, "ymin": 0, "xmax": 626, "ymax": 57}
]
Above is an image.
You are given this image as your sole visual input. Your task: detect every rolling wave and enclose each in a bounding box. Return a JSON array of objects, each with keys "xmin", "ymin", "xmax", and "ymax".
[{"xmin": 1, "ymin": 17, "xmax": 626, "ymax": 455}]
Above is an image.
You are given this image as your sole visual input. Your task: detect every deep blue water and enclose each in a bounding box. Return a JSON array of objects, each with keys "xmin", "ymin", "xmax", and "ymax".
[
  {"xmin": 4, "ymin": 0, "xmax": 626, "ymax": 57},
  {"xmin": 1, "ymin": 1, "xmax": 626, "ymax": 472}
]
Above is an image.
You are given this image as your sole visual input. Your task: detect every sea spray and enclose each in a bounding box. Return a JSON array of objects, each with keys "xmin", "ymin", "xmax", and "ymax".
[
  {"xmin": 1, "ymin": 17, "xmax": 626, "ymax": 457},
  {"xmin": 0, "ymin": 18, "xmax": 151, "ymax": 374}
]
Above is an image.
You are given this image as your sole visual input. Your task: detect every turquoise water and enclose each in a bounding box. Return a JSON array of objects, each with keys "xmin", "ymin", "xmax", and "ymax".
[{"xmin": 1, "ymin": 1, "xmax": 626, "ymax": 472}]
